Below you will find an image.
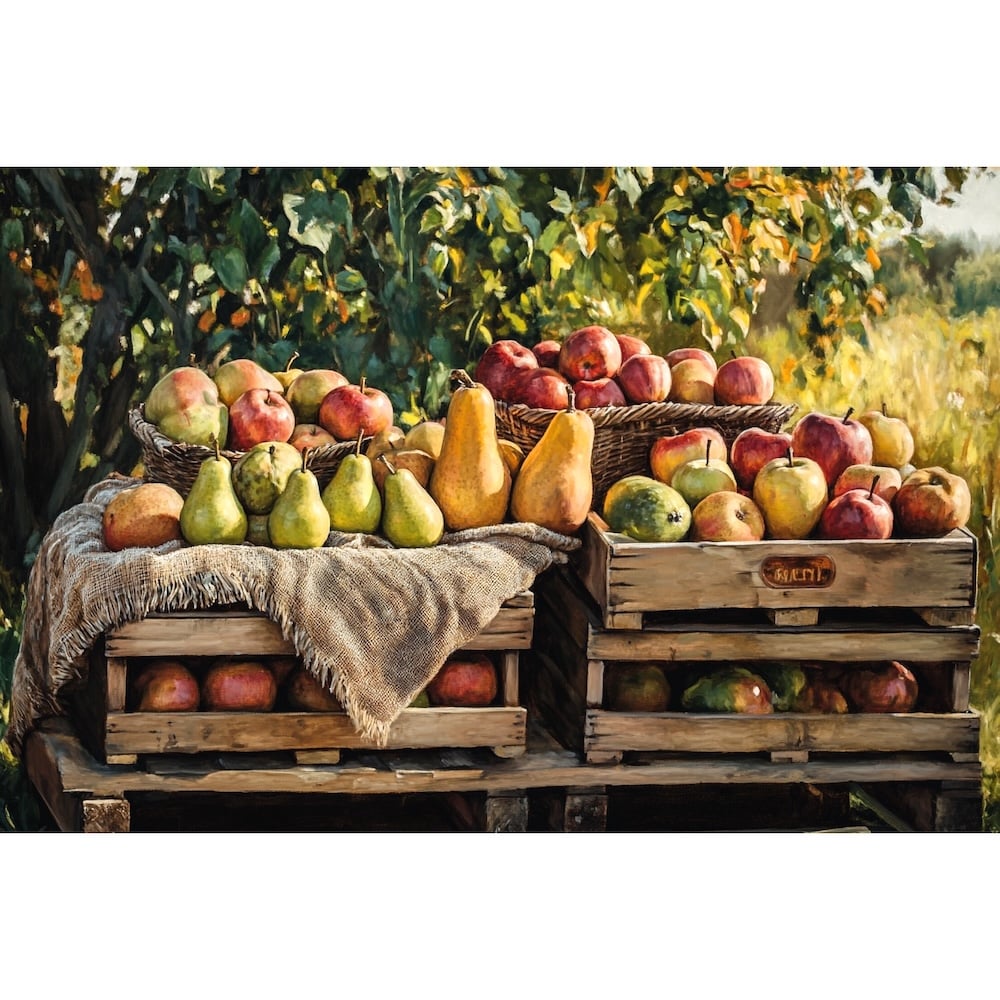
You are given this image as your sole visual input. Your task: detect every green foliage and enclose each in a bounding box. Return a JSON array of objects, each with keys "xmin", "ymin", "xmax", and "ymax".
[{"xmin": 952, "ymin": 249, "xmax": 1000, "ymax": 315}]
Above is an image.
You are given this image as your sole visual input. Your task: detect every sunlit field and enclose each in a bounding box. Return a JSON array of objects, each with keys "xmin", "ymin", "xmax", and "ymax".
[{"xmin": 751, "ymin": 305, "xmax": 1000, "ymax": 830}]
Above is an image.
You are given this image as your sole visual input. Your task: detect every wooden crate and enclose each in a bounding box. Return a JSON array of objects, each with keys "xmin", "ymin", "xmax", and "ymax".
[
  {"xmin": 531, "ymin": 567, "xmax": 982, "ymax": 769},
  {"xmin": 575, "ymin": 511, "xmax": 978, "ymax": 630},
  {"xmin": 74, "ymin": 592, "xmax": 534, "ymax": 765}
]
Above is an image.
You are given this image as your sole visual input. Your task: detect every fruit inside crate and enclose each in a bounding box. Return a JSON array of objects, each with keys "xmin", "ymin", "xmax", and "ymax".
[{"xmin": 72, "ymin": 598, "xmax": 533, "ymax": 764}]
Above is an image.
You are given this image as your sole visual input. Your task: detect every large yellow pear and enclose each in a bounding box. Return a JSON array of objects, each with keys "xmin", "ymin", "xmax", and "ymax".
[
  {"xmin": 428, "ymin": 369, "xmax": 511, "ymax": 530},
  {"xmin": 510, "ymin": 387, "xmax": 595, "ymax": 534}
]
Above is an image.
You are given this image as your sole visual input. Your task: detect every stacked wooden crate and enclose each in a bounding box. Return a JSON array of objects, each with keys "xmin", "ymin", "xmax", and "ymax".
[
  {"xmin": 530, "ymin": 512, "xmax": 983, "ymax": 831},
  {"xmin": 73, "ymin": 592, "xmax": 534, "ymax": 766}
]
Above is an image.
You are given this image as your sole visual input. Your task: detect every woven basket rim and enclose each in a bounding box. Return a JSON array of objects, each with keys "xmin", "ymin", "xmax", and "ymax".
[
  {"xmin": 495, "ymin": 397, "xmax": 797, "ymax": 429},
  {"xmin": 128, "ymin": 405, "xmax": 366, "ymax": 465}
]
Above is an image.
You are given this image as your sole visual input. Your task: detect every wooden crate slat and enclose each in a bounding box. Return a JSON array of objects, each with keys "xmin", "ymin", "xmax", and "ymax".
[
  {"xmin": 104, "ymin": 706, "xmax": 526, "ymax": 755},
  {"xmin": 584, "ymin": 710, "xmax": 981, "ymax": 755},
  {"xmin": 576, "ymin": 512, "xmax": 977, "ymax": 625}
]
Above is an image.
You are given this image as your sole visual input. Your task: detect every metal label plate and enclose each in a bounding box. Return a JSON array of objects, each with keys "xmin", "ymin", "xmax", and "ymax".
[{"xmin": 760, "ymin": 554, "xmax": 836, "ymax": 589}]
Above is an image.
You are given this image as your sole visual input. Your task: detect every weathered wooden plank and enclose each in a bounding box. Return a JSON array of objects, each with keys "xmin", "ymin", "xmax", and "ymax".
[
  {"xmin": 584, "ymin": 710, "xmax": 981, "ymax": 755},
  {"xmin": 23, "ymin": 728, "xmax": 84, "ymax": 832},
  {"xmin": 576, "ymin": 512, "xmax": 977, "ymax": 622},
  {"xmin": 82, "ymin": 797, "xmax": 131, "ymax": 833},
  {"xmin": 104, "ymin": 706, "xmax": 526, "ymax": 756},
  {"xmin": 106, "ymin": 598, "xmax": 533, "ymax": 657},
  {"xmin": 35, "ymin": 719, "xmax": 982, "ymax": 799},
  {"xmin": 586, "ymin": 622, "xmax": 981, "ymax": 664},
  {"xmin": 484, "ymin": 792, "xmax": 529, "ymax": 832}
]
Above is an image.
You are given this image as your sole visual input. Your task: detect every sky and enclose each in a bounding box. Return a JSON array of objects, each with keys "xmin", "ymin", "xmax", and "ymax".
[{"xmin": 921, "ymin": 169, "xmax": 1000, "ymax": 243}]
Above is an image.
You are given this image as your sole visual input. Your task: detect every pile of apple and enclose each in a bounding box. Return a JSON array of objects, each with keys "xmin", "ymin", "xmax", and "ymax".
[
  {"xmin": 129, "ymin": 651, "xmax": 499, "ymax": 713},
  {"xmin": 475, "ymin": 325, "xmax": 776, "ymax": 408},
  {"xmin": 604, "ymin": 403, "xmax": 972, "ymax": 542},
  {"xmin": 144, "ymin": 356, "xmax": 395, "ymax": 453}
]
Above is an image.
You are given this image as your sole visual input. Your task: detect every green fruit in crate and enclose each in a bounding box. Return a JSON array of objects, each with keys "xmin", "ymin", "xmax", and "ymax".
[
  {"xmin": 232, "ymin": 441, "xmax": 304, "ymax": 515},
  {"xmin": 322, "ymin": 431, "xmax": 382, "ymax": 534},
  {"xmin": 379, "ymin": 455, "xmax": 445, "ymax": 548},
  {"xmin": 268, "ymin": 450, "xmax": 331, "ymax": 549},
  {"xmin": 681, "ymin": 666, "xmax": 773, "ymax": 714},
  {"xmin": 602, "ymin": 475, "xmax": 691, "ymax": 542},
  {"xmin": 755, "ymin": 663, "xmax": 810, "ymax": 712},
  {"xmin": 180, "ymin": 439, "xmax": 248, "ymax": 545},
  {"xmin": 605, "ymin": 662, "xmax": 671, "ymax": 712},
  {"xmin": 670, "ymin": 439, "xmax": 738, "ymax": 508}
]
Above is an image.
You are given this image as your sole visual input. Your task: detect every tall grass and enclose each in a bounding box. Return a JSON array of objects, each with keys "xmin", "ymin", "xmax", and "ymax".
[{"xmin": 751, "ymin": 305, "xmax": 1000, "ymax": 829}]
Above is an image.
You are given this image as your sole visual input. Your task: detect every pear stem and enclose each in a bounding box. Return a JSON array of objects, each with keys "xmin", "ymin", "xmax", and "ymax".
[
  {"xmin": 869, "ymin": 475, "xmax": 880, "ymax": 500},
  {"xmin": 300, "ymin": 448, "xmax": 309, "ymax": 473},
  {"xmin": 355, "ymin": 429, "xmax": 364, "ymax": 457},
  {"xmin": 378, "ymin": 453, "xmax": 397, "ymax": 475},
  {"xmin": 451, "ymin": 368, "xmax": 475, "ymax": 389},
  {"xmin": 286, "ymin": 351, "xmax": 300, "ymax": 372},
  {"xmin": 211, "ymin": 434, "xmax": 221, "ymax": 461},
  {"xmin": 842, "ymin": 407, "xmax": 854, "ymax": 424},
  {"xmin": 566, "ymin": 384, "xmax": 577, "ymax": 412}
]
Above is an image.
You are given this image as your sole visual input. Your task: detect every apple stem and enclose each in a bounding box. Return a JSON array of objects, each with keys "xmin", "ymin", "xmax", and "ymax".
[
  {"xmin": 869, "ymin": 475, "xmax": 880, "ymax": 500},
  {"xmin": 378, "ymin": 452, "xmax": 397, "ymax": 476},
  {"xmin": 842, "ymin": 407, "xmax": 854, "ymax": 424},
  {"xmin": 705, "ymin": 439, "xmax": 712, "ymax": 465},
  {"xmin": 786, "ymin": 446, "xmax": 794, "ymax": 467},
  {"xmin": 881, "ymin": 401, "xmax": 888, "ymax": 417},
  {"xmin": 360, "ymin": 375, "xmax": 367, "ymax": 393}
]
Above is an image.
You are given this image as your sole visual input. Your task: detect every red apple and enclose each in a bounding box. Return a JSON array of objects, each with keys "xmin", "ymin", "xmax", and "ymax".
[
  {"xmin": 843, "ymin": 661, "xmax": 918, "ymax": 713},
  {"xmin": 201, "ymin": 659, "xmax": 278, "ymax": 711},
  {"xmin": 288, "ymin": 422, "xmax": 338, "ymax": 453},
  {"xmin": 317, "ymin": 377, "xmax": 394, "ymax": 441},
  {"xmin": 616, "ymin": 353, "xmax": 672, "ymax": 403},
  {"xmin": 790, "ymin": 408, "xmax": 874, "ymax": 488},
  {"xmin": 833, "ymin": 463, "xmax": 902, "ymax": 503},
  {"xmin": 667, "ymin": 357, "xmax": 716, "ymax": 404},
  {"xmin": 713, "ymin": 355, "xmax": 775, "ymax": 405},
  {"xmin": 510, "ymin": 367, "xmax": 571, "ymax": 409},
  {"xmin": 650, "ymin": 427, "xmax": 728, "ymax": 486},
  {"xmin": 666, "ymin": 347, "xmax": 718, "ymax": 373},
  {"xmin": 214, "ymin": 358, "xmax": 284, "ymax": 407},
  {"xmin": 729, "ymin": 427, "xmax": 794, "ymax": 492},
  {"xmin": 426, "ymin": 652, "xmax": 498, "ymax": 707},
  {"xmin": 132, "ymin": 659, "xmax": 200, "ymax": 712},
  {"xmin": 572, "ymin": 376, "xmax": 626, "ymax": 409},
  {"xmin": 558, "ymin": 325, "xmax": 623, "ymax": 381},
  {"xmin": 690, "ymin": 490, "xmax": 766, "ymax": 542},
  {"xmin": 532, "ymin": 339, "xmax": 562, "ymax": 368},
  {"xmin": 227, "ymin": 388, "xmax": 296, "ymax": 450},
  {"xmin": 893, "ymin": 467, "xmax": 972, "ymax": 537},
  {"xmin": 616, "ymin": 334, "xmax": 653, "ymax": 363},
  {"xmin": 474, "ymin": 340, "xmax": 538, "ymax": 401},
  {"xmin": 285, "ymin": 369, "xmax": 350, "ymax": 423},
  {"xmin": 818, "ymin": 478, "xmax": 894, "ymax": 539}
]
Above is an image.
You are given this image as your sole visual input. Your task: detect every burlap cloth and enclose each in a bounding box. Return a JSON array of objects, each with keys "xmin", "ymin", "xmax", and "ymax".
[{"xmin": 4, "ymin": 475, "xmax": 579, "ymax": 758}]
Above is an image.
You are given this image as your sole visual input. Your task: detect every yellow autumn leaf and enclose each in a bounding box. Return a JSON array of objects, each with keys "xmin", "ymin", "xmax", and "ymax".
[
  {"xmin": 866, "ymin": 246, "xmax": 882, "ymax": 270},
  {"xmin": 575, "ymin": 219, "xmax": 602, "ymax": 258},
  {"xmin": 550, "ymin": 245, "xmax": 574, "ymax": 279},
  {"xmin": 729, "ymin": 306, "xmax": 751, "ymax": 337},
  {"xmin": 593, "ymin": 168, "xmax": 613, "ymax": 204},
  {"xmin": 723, "ymin": 212, "xmax": 745, "ymax": 254}
]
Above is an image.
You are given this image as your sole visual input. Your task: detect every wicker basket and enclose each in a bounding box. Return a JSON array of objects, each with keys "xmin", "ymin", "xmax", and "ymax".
[
  {"xmin": 495, "ymin": 398, "xmax": 797, "ymax": 507},
  {"xmin": 128, "ymin": 406, "xmax": 367, "ymax": 495}
]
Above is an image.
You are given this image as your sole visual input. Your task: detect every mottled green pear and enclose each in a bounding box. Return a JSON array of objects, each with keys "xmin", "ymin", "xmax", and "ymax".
[
  {"xmin": 180, "ymin": 437, "xmax": 248, "ymax": 545},
  {"xmin": 322, "ymin": 431, "xmax": 382, "ymax": 533},
  {"xmin": 268, "ymin": 450, "xmax": 331, "ymax": 549}
]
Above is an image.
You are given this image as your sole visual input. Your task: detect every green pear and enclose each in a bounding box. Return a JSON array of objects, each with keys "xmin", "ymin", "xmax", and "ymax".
[
  {"xmin": 180, "ymin": 438, "xmax": 248, "ymax": 545},
  {"xmin": 322, "ymin": 431, "xmax": 382, "ymax": 533},
  {"xmin": 378, "ymin": 454, "xmax": 444, "ymax": 548},
  {"xmin": 232, "ymin": 441, "xmax": 303, "ymax": 515},
  {"xmin": 268, "ymin": 450, "xmax": 331, "ymax": 549},
  {"xmin": 246, "ymin": 513, "xmax": 271, "ymax": 546}
]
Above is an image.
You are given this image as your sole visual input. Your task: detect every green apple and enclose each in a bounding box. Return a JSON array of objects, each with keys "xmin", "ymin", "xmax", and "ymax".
[
  {"xmin": 752, "ymin": 448, "xmax": 829, "ymax": 539},
  {"xmin": 857, "ymin": 404, "xmax": 915, "ymax": 468},
  {"xmin": 670, "ymin": 440, "xmax": 738, "ymax": 508}
]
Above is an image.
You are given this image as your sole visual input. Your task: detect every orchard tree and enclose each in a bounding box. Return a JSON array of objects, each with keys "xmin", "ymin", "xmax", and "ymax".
[{"xmin": 0, "ymin": 165, "xmax": 980, "ymax": 594}]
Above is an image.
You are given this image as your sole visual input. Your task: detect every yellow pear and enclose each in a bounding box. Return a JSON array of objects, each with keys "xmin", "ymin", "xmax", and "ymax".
[
  {"xmin": 510, "ymin": 386, "xmax": 595, "ymax": 534},
  {"xmin": 403, "ymin": 420, "xmax": 446, "ymax": 460},
  {"xmin": 429, "ymin": 369, "xmax": 511, "ymax": 530}
]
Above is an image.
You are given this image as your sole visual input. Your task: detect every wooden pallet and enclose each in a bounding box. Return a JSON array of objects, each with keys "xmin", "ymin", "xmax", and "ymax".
[
  {"xmin": 575, "ymin": 511, "xmax": 978, "ymax": 630},
  {"xmin": 73, "ymin": 592, "xmax": 534, "ymax": 765},
  {"xmin": 531, "ymin": 566, "xmax": 982, "ymax": 770},
  {"xmin": 24, "ymin": 716, "xmax": 984, "ymax": 832}
]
